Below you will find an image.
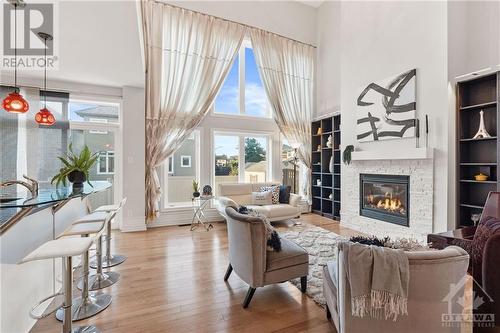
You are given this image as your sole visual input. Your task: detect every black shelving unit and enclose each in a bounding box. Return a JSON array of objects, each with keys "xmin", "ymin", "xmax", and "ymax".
[
  {"xmin": 311, "ymin": 114, "xmax": 341, "ymax": 220},
  {"xmin": 456, "ymin": 72, "xmax": 499, "ymax": 227}
]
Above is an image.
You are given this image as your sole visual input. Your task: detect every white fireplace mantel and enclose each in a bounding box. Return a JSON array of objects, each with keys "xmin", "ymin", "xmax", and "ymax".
[{"xmin": 351, "ymin": 147, "xmax": 434, "ymax": 161}]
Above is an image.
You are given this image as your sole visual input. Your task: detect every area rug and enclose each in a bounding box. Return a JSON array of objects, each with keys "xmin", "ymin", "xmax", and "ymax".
[{"xmin": 280, "ymin": 222, "xmax": 346, "ymax": 306}]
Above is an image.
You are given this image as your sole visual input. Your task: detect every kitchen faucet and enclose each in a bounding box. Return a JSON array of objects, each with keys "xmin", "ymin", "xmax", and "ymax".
[{"xmin": 1, "ymin": 175, "xmax": 39, "ymax": 198}]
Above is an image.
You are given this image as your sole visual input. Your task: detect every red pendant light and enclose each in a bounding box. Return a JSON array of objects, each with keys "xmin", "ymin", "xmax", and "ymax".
[
  {"xmin": 35, "ymin": 32, "xmax": 55, "ymax": 126},
  {"xmin": 2, "ymin": 1, "xmax": 29, "ymax": 114}
]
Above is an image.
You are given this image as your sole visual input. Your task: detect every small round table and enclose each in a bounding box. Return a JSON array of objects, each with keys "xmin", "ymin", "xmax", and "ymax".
[{"xmin": 191, "ymin": 195, "xmax": 215, "ymax": 231}]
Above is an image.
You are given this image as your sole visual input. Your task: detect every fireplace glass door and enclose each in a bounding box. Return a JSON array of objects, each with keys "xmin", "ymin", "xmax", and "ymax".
[{"xmin": 360, "ymin": 174, "xmax": 409, "ymax": 226}]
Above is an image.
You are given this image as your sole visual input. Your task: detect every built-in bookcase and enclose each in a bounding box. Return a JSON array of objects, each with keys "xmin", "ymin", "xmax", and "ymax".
[
  {"xmin": 456, "ymin": 72, "xmax": 499, "ymax": 227},
  {"xmin": 311, "ymin": 114, "xmax": 341, "ymax": 220}
]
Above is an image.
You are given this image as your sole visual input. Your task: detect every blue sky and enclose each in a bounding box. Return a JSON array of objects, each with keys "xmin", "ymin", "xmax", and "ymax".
[
  {"xmin": 214, "ymin": 134, "xmax": 267, "ymax": 159},
  {"xmin": 214, "ymin": 47, "xmax": 268, "ymax": 117}
]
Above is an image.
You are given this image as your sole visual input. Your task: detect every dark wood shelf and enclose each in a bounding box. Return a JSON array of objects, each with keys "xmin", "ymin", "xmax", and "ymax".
[
  {"xmin": 312, "ymin": 114, "xmax": 341, "ymax": 220},
  {"xmin": 456, "ymin": 73, "xmax": 499, "ymax": 228},
  {"xmin": 459, "ymin": 101, "xmax": 497, "ymax": 111},
  {"xmin": 460, "ymin": 179, "xmax": 497, "ymax": 184},
  {"xmin": 460, "ymin": 136, "xmax": 497, "ymax": 142}
]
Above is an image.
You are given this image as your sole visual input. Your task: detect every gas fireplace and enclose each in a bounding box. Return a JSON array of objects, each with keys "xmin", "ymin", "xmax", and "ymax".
[{"xmin": 359, "ymin": 174, "xmax": 409, "ymax": 227}]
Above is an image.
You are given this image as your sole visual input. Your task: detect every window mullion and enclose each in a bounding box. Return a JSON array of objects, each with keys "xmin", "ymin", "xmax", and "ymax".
[{"xmin": 239, "ymin": 47, "xmax": 245, "ymax": 115}]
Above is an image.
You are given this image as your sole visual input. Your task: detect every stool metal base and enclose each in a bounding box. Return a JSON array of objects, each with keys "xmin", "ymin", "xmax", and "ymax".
[
  {"xmin": 56, "ymin": 294, "xmax": 112, "ymax": 322},
  {"xmin": 72, "ymin": 325, "xmax": 101, "ymax": 333},
  {"xmin": 90, "ymin": 254, "xmax": 126, "ymax": 269},
  {"xmin": 77, "ymin": 271, "xmax": 120, "ymax": 291}
]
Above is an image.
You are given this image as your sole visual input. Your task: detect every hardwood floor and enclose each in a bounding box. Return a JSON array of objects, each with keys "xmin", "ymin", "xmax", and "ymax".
[{"xmin": 30, "ymin": 214, "xmax": 354, "ymax": 333}]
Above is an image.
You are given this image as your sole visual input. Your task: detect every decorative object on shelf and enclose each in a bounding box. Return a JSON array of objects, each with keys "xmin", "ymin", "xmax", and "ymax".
[
  {"xmin": 472, "ymin": 110, "xmax": 492, "ymax": 139},
  {"xmin": 202, "ymin": 184, "xmax": 212, "ymax": 197},
  {"xmin": 2, "ymin": 0, "xmax": 29, "ymax": 114},
  {"xmin": 329, "ymin": 193, "xmax": 333, "ymax": 199},
  {"xmin": 326, "ymin": 135, "xmax": 333, "ymax": 148},
  {"xmin": 35, "ymin": 32, "xmax": 55, "ymax": 126},
  {"xmin": 316, "ymin": 179, "xmax": 322, "ymax": 186},
  {"xmin": 356, "ymin": 69, "xmax": 417, "ymax": 142},
  {"xmin": 470, "ymin": 213, "xmax": 481, "ymax": 226},
  {"xmin": 317, "ymin": 127, "xmax": 322, "ymax": 135},
  {"xmin": 192, "ymin": 180, "xmax": 200, "ymax": 198},
  {"xmin": 329, "ymin": 156, "xmax": 334, "ymax": 173},
  {"xmin": 51, "ymin": 144, "xmax": 100, "ymax": 188},
  {"xmin": 474, "ymin": 173, "xmax": 489, "ymax": 181},
  {"xmin": 342, "ymin": 145, "xmax": 355, "ymax": 165},
  {"xmin": 317, "ymin": 144, "xmax": 321, "ymax": 151}
]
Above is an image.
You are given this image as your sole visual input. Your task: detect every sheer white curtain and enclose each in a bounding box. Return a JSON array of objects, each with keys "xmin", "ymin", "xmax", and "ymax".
[
  {"xmin": 249, "ymin": 29, "xmax": 314, "ymax": 201},
  {"xmin": 141, "ymin": 1, "xmax": 246, "ymax": 219}
]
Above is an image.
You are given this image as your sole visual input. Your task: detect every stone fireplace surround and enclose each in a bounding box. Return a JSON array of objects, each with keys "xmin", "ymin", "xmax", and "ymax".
[{"xmin": 341, "ymin": 158, "xmax": 433, "ymax": 242}]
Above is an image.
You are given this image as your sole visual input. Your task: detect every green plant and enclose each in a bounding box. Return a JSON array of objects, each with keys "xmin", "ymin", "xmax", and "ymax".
[
  {"xmin": 343, "ymin": 145, "xmax": 355, "ymax": 165},
  {"xmin": 51, "ymin": 143, "xmax": 100, "ymax": 187},
  {"xmin": 192, "ymin": 179, "xmax": 199, "ymax": 192}
]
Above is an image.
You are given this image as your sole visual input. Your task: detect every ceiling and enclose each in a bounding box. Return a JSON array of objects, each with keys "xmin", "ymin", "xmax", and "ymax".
[{"xmin": 1, "ymin": 1, "xmax": 144, "ymax": 89}]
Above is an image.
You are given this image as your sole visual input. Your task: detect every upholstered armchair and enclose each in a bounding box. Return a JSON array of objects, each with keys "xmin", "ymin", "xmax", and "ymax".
[{"xmin": 223, "ymin": 206, "xmax": 309, "ymax": 308}]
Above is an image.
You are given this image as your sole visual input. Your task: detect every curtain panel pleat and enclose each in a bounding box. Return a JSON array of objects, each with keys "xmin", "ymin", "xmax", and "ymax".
[
  {"xmin": 141, "ymin": 0, "xmax": 246, "ymax": 220},
  {"xmin": 249, "ymin": 28, "xmax": 314, "ymax": 201}
]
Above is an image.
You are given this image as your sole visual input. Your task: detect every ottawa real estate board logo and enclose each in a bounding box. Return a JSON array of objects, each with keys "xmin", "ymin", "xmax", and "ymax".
[{"xmin": 1, "ymin": 1, "xmax": 59, "ymax": 70}]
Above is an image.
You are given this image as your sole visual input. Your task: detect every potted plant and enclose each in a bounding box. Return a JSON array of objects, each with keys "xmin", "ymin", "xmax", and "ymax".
[
  {"xmin": 51, "ymin": 144, "xmax": 100, "ymax": 188},
  {"xmin": 192, "ymin": 180, "xmax": 200, "ymax": 198}
]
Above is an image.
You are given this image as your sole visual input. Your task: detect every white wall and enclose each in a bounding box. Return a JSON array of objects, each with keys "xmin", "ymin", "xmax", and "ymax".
[
  {"xmin": 316, "ymin": 1, "xmax": 450, "ymax": 233},
  {"xmin": 167, "ymin": 1, "xmax": 317, "ymax": 45}
]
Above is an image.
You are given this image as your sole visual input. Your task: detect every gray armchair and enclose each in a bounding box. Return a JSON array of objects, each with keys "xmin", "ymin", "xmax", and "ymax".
[{"xmin": 224, "ymin": 206, "xmax": 309, "ymax": 308}]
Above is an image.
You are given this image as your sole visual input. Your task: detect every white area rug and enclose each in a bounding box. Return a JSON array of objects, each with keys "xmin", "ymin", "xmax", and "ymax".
[{"xmin": 280, "ymin": 223, "xmax": 346, "ymax": 306}]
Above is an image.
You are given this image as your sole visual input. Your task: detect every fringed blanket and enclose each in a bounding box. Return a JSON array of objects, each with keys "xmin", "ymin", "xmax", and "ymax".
[{"xmin": 339, "ymin": 241, "xmax": 409, "ymax": 321}]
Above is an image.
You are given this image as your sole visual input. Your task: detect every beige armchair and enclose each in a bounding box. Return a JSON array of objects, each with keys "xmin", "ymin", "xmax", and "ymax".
[
  {"xmin": 224, "ymin": 206, "xmax": 309, "ymax": 308},
  {"xmin": 323, "ymin": 245, "xmax": 470, "ymax": 333}
]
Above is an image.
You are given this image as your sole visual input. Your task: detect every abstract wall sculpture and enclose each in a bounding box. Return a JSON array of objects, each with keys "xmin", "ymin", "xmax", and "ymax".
[{"xmin": 356, "ymin": 69, "xmax": 417, "ymax": 142}]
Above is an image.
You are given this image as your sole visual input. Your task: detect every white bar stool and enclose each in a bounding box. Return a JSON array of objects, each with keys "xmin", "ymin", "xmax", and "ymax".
[
  {"xmin": 56, "ymin": 217, "xmax": 112, "ymax": 322},
  {"xmin": 19, "ymin": 237, "xmax": 100, "ymax": 333},
  {"xmin": 91, "ymin": 197, "xmax": 127, "ymax": 268}
]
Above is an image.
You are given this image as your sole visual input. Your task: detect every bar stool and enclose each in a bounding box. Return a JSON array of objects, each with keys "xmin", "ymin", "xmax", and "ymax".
[
  {"xmin": 56, "ymin": 217, "xmax": 112, "ymax": 322},
  {"xmin": 19, "ymin": 237, "xmax": 100, "ymax": 333},
  {"xmin": 91, "ymin": 197, "xmax": 127, "ymax": 268}
]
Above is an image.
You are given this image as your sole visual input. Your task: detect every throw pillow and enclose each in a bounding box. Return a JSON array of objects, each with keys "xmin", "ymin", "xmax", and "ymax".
[
  {"xmin": 279, "ymin": 185, "xmax": 291, "ymax": 204},
  {"xmin": 260, "ymin": 186, "xmax": 280, "ymax": 204},
  {"xmin": 239, "ymin": 205, "xmax": 282, "ymax": 252},
  {"xmin": 252, "ymin": 191, "xmax": 273, "ymax": 205}
]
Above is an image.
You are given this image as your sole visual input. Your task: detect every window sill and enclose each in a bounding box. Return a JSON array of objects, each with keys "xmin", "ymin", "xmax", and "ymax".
[{"xmin": 211, "ymin": 112, "xmax": 272, "ymax": 121}]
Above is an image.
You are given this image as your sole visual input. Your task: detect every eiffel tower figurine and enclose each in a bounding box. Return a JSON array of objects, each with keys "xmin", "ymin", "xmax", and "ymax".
[{"xmin": 473, "ymin": 110, "xmax": 492, "ymax": 139}]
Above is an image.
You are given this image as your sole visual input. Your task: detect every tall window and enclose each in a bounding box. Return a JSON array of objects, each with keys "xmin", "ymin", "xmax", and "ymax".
[
  {"xmin": 162, "ymin": 131, "xmax": 200, "ymax": 207},
  {"xmin": 213, "ymin": 132, "xmax": 269, "ymax": 194},
  {"xmin": 214, "ymin": 41, "xmax": 270, "ymax": 117}
]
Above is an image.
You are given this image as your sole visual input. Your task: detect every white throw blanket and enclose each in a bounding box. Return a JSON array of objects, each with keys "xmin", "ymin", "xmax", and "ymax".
[{"xmin": 338, "ymin": 241, "xmax": 409, "ymax": 321}]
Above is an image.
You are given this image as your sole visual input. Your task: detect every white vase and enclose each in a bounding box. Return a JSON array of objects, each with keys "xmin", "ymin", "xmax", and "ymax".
[{"xmin": 329, "ymin": 156, "xmax": 334, "ymax": 173}]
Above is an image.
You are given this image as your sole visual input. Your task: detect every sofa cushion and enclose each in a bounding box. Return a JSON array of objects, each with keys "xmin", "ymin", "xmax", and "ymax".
[
  {"xmin": 267, "ymin": 204, "xmax": 299, "ymax": 219},
  {"xmin": 252, "ymin": 191, "xmax": 273, "ymax": 205},
  {"xmin": 279, "ymin": 185, "xmax": 291, "ymax": 204},
  {"xmin": 260, "ymin": 186, "xmax": 280, "ymax": 204},
  {"xmin": 266, "ymin": 237, "xmax": 308, "ymax": 271}
]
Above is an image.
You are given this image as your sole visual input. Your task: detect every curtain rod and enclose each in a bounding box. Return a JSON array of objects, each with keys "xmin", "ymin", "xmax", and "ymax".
[{"xmin": 153, "ymin": 0, "xmax": 317, "ymax": 49}]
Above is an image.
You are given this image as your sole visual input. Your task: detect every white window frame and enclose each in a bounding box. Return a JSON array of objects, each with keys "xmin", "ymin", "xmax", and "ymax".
[
  {"xmin": 97, "ymin": 151, "xmax": 115, "ymax": 175},
  {"xmin": 212, "ymin": 129, "xmax": 272, "ymax": 187},
  {"xmin": 168, "ymin": 156, "xmax": 174, "ymax": 174},
  {"xmin": 160, "ymin": 129, "xmax": 201, "ymax": 210},
  {"xmin": 180, "ymin": 155, "xmax": 191, "ymax": 168},
  {"xmin": 212, "ymin": 38, "xmax": 271, "ymax": 119}
]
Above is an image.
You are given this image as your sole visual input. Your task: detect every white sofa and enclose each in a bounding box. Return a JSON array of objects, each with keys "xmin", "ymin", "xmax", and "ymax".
[{"xmin": 217, "ymin": 182, "xmax": 301, "ymax": 222}]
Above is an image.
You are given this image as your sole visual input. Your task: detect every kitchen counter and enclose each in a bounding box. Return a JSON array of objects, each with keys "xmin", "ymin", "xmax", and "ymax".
[{"xmin": 0, "ymin": 181, "xmax": 111, "ymax": 234}]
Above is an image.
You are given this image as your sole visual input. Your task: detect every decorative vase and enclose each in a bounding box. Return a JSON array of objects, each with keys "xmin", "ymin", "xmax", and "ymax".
[
  {"xmin": 68, "ymin": 170, "xmax": 86, "ymax": 188},
  {"xmin": 193, "ymin": 191, "xmax": 200, "ymax": 198},
  {"xmin": 329, "ymin": 156, "xmax": 334, "ymax": 173}
]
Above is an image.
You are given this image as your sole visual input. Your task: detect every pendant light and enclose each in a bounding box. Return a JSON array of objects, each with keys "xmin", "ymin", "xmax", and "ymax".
[
  {"xmin": 35, "ymin": 32, "xmax": 55, "ymax": 126},
  {"xmin": 2, "ymin": 0, "xmax": 29, "ymax": 114}
]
